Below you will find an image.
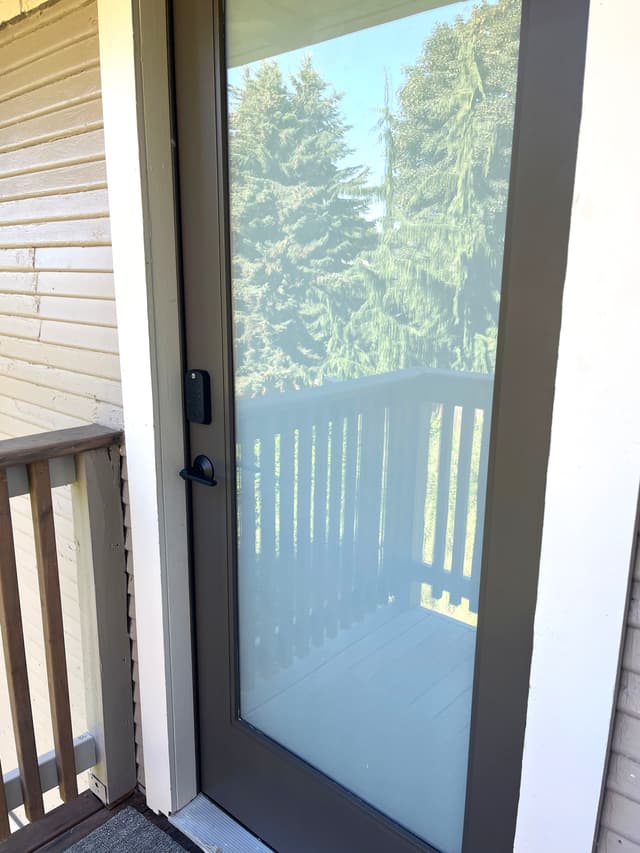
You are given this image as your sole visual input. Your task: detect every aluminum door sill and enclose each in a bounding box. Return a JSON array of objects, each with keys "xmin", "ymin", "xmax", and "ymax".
[{"xmin": 169, "ymin": 793, "xmax": 273, "ymax": 852}]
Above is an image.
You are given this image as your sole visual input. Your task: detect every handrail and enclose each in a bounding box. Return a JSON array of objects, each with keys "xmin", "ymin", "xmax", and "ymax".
[
  {"xmin": 0, "ymin": 426, "xmax": 135, "ymax": 839},
  {"xmin": 236, "ymin": 367, "xmax": 493, "ymax": 415},
  {"xmin": 2, "ymin": 734, "xmax": 97, "ymax": 814},
  {"xmin": 0, "ymin": 424, "xmax": 122, "ymax": 468}
]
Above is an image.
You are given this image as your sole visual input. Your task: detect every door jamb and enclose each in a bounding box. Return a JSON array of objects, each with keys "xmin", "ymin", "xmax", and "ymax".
[
  {"xmin": 97, "ymin": 0, "xmax": 197, "ymax": 814},
  {"xmin": 462, "ymin": 0, "xmax": 590, "ymax": 847}
]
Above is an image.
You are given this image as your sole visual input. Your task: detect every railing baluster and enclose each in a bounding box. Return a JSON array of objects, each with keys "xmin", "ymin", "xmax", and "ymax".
[
  {"xmin": 432, "ymin": 403, "xmax": 454, "ymax": 598},
  {"xmin": 450, "ymin": 406, "xmax": 475, "ymax": 605},
  {"xmin": 325, "ymin": 416, "xmax": 343, "ymax": 638},
  {"xmin": 237, "ymin": 439, "xmax": 258, "ymax": 691},
  {"xmin": 382, "ymin": 395, "xmax": 428, "ymax": 609},
  {"xmin": 0, "ymin": 756, "xmax": 10, "ymax": 840},
  {"xmin": 28, "ymin": 460, "xmax": 78, "ymax": 803},
  {"xmin": 294, "ymin": 416, "xmax": 313, "ymax": 658},
  {"xmin": 338, "ymin": 411, "xmax": 358, "ymax": 628},
  {"xmin": 470, "ymin": 408, "xmax": 492, "ymax": 613},
  {"xmin": 257, "ymin": 429, "xmax": 277, "ymax": 679},
  {"xmin": 0, "ymin": 468, "xmax": 44, "ymax": 822},
  {"xmin": 277, "ymin": 422, "xmax": 295, "ymax": 668},
  {"xmin": 353, "ymin": 403, "xmax": 385, "ymax": 618},
  {"xmin": 310, "ymin": 417, "xmax": 329, "ymax": 646}
]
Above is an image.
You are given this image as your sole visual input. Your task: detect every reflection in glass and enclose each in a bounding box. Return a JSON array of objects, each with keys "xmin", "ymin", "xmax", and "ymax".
[{"xmin": 228, "ymin": 2, "xmax": 521, "ymax": 850}]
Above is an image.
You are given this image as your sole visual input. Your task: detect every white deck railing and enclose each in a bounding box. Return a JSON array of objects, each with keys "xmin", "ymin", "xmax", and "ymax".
[{"xmin": 235, "ymin": 368, "xmax": 493, "ymax": 684}]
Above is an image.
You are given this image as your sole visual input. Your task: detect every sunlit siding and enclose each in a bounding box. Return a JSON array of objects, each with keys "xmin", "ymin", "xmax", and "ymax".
[
  {"xmin": 0, "ymin": 0, "xmax": 143, "ymax": 792},
  {"xmin": 0, "ymin": 0, "xmax": 50, "ymax": 27},
  {"xmin": 598, "ymin": 532, "xmax": 640, "ymax": 852}
]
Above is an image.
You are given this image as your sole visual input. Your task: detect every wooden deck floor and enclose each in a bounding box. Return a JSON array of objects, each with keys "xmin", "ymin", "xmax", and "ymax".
[
  {"xmin": 0, "ymin": 791, "xmax": 200, "ymax": 853},
  {"xmin": 243, "ymin": 603, "xmax": 476, "ymax": 853}
]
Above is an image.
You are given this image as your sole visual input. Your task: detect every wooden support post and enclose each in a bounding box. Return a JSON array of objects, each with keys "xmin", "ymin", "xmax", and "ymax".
[
  {"xmin": 71, "ymin": 447, "xmax": 136, "ymax": 806},
  {"xmin": 0, "ymin": 469, "xmax": 45, "ymax": 822},
  {"xmin": 29, "ymin": 460, "xmax": 78, "ymax": 803}
]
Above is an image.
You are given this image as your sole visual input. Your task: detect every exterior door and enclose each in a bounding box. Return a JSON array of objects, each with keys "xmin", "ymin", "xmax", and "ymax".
[{"xmin": 171, "ymin": 1, "xmax": 588, "ymax": 851}]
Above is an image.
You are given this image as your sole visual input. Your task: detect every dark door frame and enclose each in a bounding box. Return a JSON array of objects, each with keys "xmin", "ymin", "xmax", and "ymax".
[{"xmin": 170, "ymin": 1, "xmax": 590, "ymax": 850}]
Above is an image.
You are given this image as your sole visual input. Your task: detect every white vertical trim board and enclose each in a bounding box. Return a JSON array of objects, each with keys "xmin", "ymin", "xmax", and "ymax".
[
  {"xmin": 515, "ymin": 2, "xmax": 640, "ymax": 851},
  {"xmin": 96, "ymin": 0, "xmax": 196, "ymax": 815}
]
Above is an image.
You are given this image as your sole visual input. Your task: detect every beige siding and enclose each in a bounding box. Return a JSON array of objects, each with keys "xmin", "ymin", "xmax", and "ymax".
[
  {"xmin": 121, "ymin": 451, "xmax": 144, "ymax": 789},
  {"xmin": 0, "ymin": 0, "xmax": 143, "ymax": 794},
  {"xmin": 0, "ymin": 0, "xmax": 50, "ymax": 27},
  {"xmin": 598, "ymin": 532, "xmax": 640, "ymax": 852}
]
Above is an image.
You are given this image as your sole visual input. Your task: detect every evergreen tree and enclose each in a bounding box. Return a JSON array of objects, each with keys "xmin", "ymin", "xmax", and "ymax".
[
  {"xmin": 229, "ymin": 58, "xmax": 375, "ymax": 395},
  {"xmin": 343, "ymin": 0, "xmax": 521, "ymax": 376}
]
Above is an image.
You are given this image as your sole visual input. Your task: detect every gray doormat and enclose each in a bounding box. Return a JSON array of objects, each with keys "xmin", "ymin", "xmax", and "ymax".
[{"xmin": 67, "ymin": 807, "xmax": 188, "ymax": 852}]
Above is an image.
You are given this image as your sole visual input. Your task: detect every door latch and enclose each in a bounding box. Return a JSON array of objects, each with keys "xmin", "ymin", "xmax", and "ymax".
[{"xmin": 179, "ymin": 454, "xmax": 217, "ymax": 487}]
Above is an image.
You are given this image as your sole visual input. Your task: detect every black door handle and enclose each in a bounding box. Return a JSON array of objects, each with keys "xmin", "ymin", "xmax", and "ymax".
[{"xmin": 180, "ymin": 454, "xmax": 217, "ymax": 487}]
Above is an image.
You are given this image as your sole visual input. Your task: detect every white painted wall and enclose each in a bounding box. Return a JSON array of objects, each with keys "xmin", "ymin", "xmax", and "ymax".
[
  {"xmin": 514, "ymin": 2, "xmax": 640, "ymax": 850},
  {"xmin": 96, "ymin": 0, "xmax": 196, "ymax": 816}
]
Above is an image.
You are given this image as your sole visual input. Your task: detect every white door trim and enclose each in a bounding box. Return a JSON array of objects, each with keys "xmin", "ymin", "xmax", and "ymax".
[
  {"xmin": 515, "ymin": 1, "xmax": 640, "ymax": 850},
  {"xmin": 97, "ymin": 0, "xmax": 197, "ymax": 815}
]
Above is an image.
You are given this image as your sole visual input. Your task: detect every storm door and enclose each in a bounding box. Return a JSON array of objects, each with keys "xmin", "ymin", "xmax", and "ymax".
[{"xmin": 171, "ymin": 1, "xmax": 588, "ymax": 850}]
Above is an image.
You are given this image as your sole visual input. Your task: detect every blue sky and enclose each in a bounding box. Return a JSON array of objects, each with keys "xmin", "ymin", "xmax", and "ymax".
[{"xmin": 227, "ymin": 1, "xmax": 482, "ymax": 186}]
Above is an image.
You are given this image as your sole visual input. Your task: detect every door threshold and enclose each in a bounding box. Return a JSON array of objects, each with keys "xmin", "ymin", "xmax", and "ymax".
[{"xmin": 169, "ymin": 793, "xmax": 272, "ymax": 853}]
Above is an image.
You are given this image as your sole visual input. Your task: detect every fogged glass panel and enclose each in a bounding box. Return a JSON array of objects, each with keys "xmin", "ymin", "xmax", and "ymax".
[{"xmin": 228, "ymin": 1, "xmax": 521, "ymax": 850}]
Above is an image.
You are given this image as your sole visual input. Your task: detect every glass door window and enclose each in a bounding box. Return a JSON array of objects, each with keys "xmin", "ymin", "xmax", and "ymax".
[{"xmin": 227, "ymin": 3, "xmax": 521, "ymax": 850}]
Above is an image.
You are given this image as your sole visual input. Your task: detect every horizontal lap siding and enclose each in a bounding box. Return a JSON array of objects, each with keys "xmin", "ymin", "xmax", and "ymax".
[
  {"xmin": 0, "ymin": 1, "xmax": 50, "ymax": 28},
  {"xmin": 0, "ymin": 0, "xmax": 143, "ymax": 791},
  {"xmin": 598, "ymin": 532, "xmax": 640, "ymax": 852}
]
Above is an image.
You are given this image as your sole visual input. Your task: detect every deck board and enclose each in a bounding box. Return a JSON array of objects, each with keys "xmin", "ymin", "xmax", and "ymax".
[{"xmin": 242, "ymin": 604, "xmax": 476, "ymax": 853}]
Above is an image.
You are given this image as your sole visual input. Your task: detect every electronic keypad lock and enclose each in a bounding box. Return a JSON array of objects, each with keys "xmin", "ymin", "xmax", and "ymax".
[{"xmin": 184, "ymin": 369, "xmax": 211, "ymax": 424}]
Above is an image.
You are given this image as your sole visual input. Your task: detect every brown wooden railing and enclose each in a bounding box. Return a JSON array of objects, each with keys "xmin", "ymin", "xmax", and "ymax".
[
  {"xmin": 236, "ymin": 368, "xmax": 493, "ymax": 685},
  {"xmin": 0, "ymin": 426, "xmax": 136, "ymax": 840}
]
